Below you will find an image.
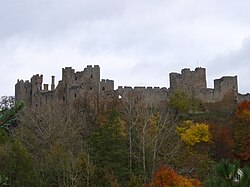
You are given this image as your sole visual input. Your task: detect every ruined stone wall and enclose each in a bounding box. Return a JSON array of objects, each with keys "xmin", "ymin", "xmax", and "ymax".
[
  {"xmin": 169, "ymin": 68, "xmax": 241, "ymax": 104},
  {"xmin": 15, "ymin": 65, "xmax": 249, "ymax": 111},
  {"xmin": 169, "ymin": 67, "xmax": 206, "ymax": 92},
  {"xmin": 15, "ymin": 65, "xmax": 101, "ymax": 109},
  {"xmin": 213, "ymin": 76, "xmax": 238, "ymax": 101},
  {"xmin": 100, "ymin": 79, "xmax": 114, "ymax": 99},
  {"xmin": 15, "ymin": 80, "xmax": 32, "ymax": 105},
  {"xmin": 116, "ymin": 86, "xmax": 169, "ymax": 107},
  {"xmin": 55, "ymin": 65, "xmax": 100, "ymax": 105}
]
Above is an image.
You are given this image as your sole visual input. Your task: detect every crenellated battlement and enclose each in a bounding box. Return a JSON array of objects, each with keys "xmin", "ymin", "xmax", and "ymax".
[
  {"xmin": 15, "ymin": 65, "xmax": 250, "ymax": 110},
  {"xmin": 170, "ymin": 67, "xmax": 207, "ymax": 91}
]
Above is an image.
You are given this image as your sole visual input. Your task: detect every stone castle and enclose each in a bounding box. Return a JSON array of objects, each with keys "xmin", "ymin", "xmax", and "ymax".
[{"xmin": 15, "ymin": 65, "xmax": 250, "ymax": 111}]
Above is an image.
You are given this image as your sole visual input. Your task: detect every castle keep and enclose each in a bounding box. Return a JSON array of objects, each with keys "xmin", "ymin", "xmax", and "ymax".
[{"xmin": 15, "ymin": 65, "xmax": 250, "ymax": 110}]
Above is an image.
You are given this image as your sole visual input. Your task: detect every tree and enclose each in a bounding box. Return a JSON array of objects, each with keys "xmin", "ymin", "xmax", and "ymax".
[
  {"xmin": 206, "ymin": 159, "xmax": 250, "ymax": 187},
  {"xmin": 0, "ymin": 128, "xmax": 11, "ymax": 186},
  {"xmin": 0, "ymin": 98, "xmax": 28, "ymax": 186},
  {"xmin": 8, "ymin": 140, "xmax": 37, "ymax": 186},
  {"xmin": 177, "ymin": 120, "xmax": 212, "ymax": 147},
  {"xmin": 120, "ymin": 91, "xmax": 182, "ymax": 181},
  {"xmin": 240, "ymin": 166, "xmax": 250, "ymax": 187},
  {"xmin": 169, "ymin": 91, "xmax": 190, "ymax": 114},
  {"xmin": 233, "ymin": 101, "xmax": 250, "ymax": 165},
  {"xmin": 0, "ymin": 96, "xmax": 15, "ymax": 111},
  {"xmin": 147, "ymin": 166, "xmax": 201, "ymax": 187},
  {"xmin": 175, "ymin": 120, "xmax": 214, "ymax": 180},
  {"xmin": 0, "ymin": 100, "xmax": 24, "ymax": 131},
  {"xmin": 0, "ymin": 131, "xmax": 37, "ymax": 186},
  {"xmin": 89, "ymin": 109, "xmax": 129, "ymax": 186},
  {"xmin": 211, "ymin": 125, "xmax": 235, "ymax": 161},
  {"xmin": 15, "ymin": 100, "xmax": 94, "ymax": 186}
]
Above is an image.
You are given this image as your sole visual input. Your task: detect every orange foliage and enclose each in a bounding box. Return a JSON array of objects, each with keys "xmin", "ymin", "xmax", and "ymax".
[
  {"xmin": 234, "ymin": 101, "xmax": 250, "ymax": 165},
  {"xmin": 211, "ymin": 125, "xmax": 235, "ymax": 160},
  {"xmin": 147, "ymin": 166, "xmax": 202, "ymax": 187},
  {"xmin": 236, "ymin": 100, "xmax": 250, "ymax": 117}
]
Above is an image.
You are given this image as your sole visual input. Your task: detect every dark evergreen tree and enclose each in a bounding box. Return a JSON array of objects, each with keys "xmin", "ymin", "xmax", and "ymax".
[{"xmin": 89, "ymin": 110, "xmax": 129, "ymax": 186}]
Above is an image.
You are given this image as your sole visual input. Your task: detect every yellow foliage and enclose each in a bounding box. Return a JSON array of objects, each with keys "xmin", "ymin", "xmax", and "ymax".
[
  {"xmin": 240, "ymin": 109, "xmax": 250, "ymax": 122},
  {"xmin": 149, "ymin": 112, "xmax": 160, "ymax": 126},
  {"xmin": 148, "ymin": 112, "xmax": 160, "ymax": 135},
  {"xmin": 177, "ymin": 120, "xmax": 212, "ymax": 146}
]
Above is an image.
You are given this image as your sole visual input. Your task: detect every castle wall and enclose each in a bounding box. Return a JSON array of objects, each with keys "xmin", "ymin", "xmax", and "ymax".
[
  {"xmin": 170, "ymin": 67, "xmax": 206, "ymax": 91},
  {"xmin": 117, "ymin": 86, "xmax": 169, "ymax": 107},
  {"xmin": 15, "ymin": 66, "xmax": 249, "ymax": 111},
  {"xmin": 213, "ymin": 76, "xmax": 238, "ymax": 101},
  {"xmin": 169, "ymin": 68, "xmax": 240, "ymax": 104},
  {"xmin": 238, "ymin": 93, "xmax": 250, "ymax": 103},
  {"xmin": 15, "ymin": 80, "xmax": 32, "ymax": 106},
  {"xmin": 15, "ymin": 65, "xmax": 101, "ymax": 109},
  {"xmin": 55, "ymin": 65, "xmax": 101, "ymax": 104},
  {"xmin": 100, "ymin": 79, "xmax": 114, "ymax": 99},
  {"xmin": 169, "ymin": 68, "xmax": 207, "ymax": 101}
]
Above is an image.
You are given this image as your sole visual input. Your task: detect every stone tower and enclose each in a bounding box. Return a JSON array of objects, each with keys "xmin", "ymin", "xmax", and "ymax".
[{"xmin": 169, "ymin": 67, "xmax": 207, "ymax": 97}]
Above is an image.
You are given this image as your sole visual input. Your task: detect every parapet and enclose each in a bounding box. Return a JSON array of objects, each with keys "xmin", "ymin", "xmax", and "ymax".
[
  {"xmin": 101, "ymin": 79, "xmax": 114, "ymax": 83},
  {"xmin": 84, "ymin": 65, "xmax": 100, "ymax": 70},
  {"xmin": 181, "ymin": 68, "xmax": 191, "ymax": 74}
]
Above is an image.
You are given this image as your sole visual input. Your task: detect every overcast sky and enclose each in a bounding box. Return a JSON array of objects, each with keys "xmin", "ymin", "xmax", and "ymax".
[{"xmin": 1, "ymin": 0, "xmax": 250, "ymax": 96}]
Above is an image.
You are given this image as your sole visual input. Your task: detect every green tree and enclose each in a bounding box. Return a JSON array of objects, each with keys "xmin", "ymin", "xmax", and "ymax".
[
  {"xmin": 206, "ymin": 159, "xmax": 250, "ymax": 187},
  {"xmin": 0, "ymin": 100, "xmax": 24, "ymax": 130},
  {"xmin": 0, "ymin": 128, "xmax": 11, "ymax": 186},
  {"xmin": 240, "ymin": 166, "xmax": 250, "ymax": 187},
  {"xmin": 8, "ymin": 140, "xmax": 37, "ymax": 186},
  {"xmin": 89, "ymin": 110, "xmax": 129, "ymax": 186},
  {"xmin": 169, "ymin": 91, "xmax": 190, "ymax": 114},
  {"xmin": 0, "ymin": 99, "xmax": 28, "ymax": 186}
]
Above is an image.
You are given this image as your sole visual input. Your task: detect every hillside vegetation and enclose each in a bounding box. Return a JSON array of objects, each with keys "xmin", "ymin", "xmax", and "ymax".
[{"xmin": 0, "ymin": 95, "xmax": 249, "ymax": 186}]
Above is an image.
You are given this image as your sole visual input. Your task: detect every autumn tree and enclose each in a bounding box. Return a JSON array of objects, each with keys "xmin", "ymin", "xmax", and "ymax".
[
  {"xmin": 211, "ymin": 125, "xmax": 235, "ymax": 161},
  {"xmin": 15, "ymin": 100, "xmax": 94, "ymax": 186},
  {"xmin": 147, "ymin": 166, "xmax": 201, "ymax": 187},
  {"xmin": 176, "ymin": 120, "xmax": 214, "ymax": 180},
  {"xmin": 119, "ymin": 90, "xmax": 182, "ymax": 182},
  {"xmin": 177, "ymin": 120, "xmax": 212, "ymax": 148},
  {"xmin": 233, "ymin": 101, "xmax": 250, "ymax": 165}
]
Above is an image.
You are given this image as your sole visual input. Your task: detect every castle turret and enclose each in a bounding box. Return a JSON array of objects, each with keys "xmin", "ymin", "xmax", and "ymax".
[
  {"xmin": 51, "ymin": 76, "xmax": 55, "ymax": 90},
  {"xmin": 169, "ymin": 67, "xmax": 207, "ymax": 93},
  {"xmin": 214, "ymin": 76, "xmax": 238, "ymax": 101},
  {"xmin": 15, "ymin": 80, "xmax": 32, "ymax": 105}
]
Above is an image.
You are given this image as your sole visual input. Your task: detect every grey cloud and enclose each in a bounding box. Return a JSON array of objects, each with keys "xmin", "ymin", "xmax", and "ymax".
[
  {"xmin": 1, "ymin": 0, "xmax": 250, "ymax": 96},
  {"xmin": 206, "ymin": 38, "xmax": 250, "ymax": 93},
  {"xmin": 0, "ymin": 0, "xmax": 125, "ymax": 39}
]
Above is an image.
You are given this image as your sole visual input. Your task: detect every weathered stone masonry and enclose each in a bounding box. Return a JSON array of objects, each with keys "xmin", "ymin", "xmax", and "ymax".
[{"xmin": 15, "ymin": 65, "xmax": 250, "ymax": 109}]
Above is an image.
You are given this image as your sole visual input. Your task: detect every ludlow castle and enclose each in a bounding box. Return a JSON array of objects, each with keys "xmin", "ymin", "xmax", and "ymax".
[{"xmin": 15, "ymin": 65, "xmax": 250, "ymax": 111}]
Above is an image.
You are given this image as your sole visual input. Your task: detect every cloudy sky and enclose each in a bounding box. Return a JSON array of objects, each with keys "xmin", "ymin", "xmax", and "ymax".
[{"xmin": 1, "ymin": 0, "xmax": 250, "ymax": 96}]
